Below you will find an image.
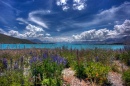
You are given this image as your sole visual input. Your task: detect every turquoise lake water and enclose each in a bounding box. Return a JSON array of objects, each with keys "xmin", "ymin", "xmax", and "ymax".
[{"xmin": 0, "ymin": 43, "xmax": 125, "ymax": 50}]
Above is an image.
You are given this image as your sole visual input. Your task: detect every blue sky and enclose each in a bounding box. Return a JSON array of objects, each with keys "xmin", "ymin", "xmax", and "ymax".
[{"xmin": 0, "ymin": 0, "xmax": 130, "ymax": 42}]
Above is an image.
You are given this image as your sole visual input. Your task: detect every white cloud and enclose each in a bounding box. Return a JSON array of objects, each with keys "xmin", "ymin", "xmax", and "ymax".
[
  {"xmin": 28, "ymin": 10, "xmax": 50, "ymax": 29},
  {"xmin": 45, "ymin": 33, "xmax": 51, "ymax": 37},
  {"xmin": 8, "ymin": 30, "xmax": 19, "ymax": 36},
  {"xmin": 16, "ymin": 18, "xmax": 29, "ymax": 24},
  {"xmin": 26, "ymin": 24, "xmax": 44, "ymax": 32},
  {"xmin": 56, "ymin": 0, "xmax": 69, "ymax": 11},
  {"xmin": 62, "ymin": 6, "xmax": 69, "ymax": 11},
  {"xmin": 41, "ymin": 36, "xmax": 74, "ymax": 42},
  {"xmin": 8, "ymin": 30, "xmax": 26, "ymax": 38},
  {"xmin": 94, "ymin": 2, "xmax": 130, "ymax": 24},
  {"xmin": 1, "ymin": 24, "xmax": 50, "ymax": 39},
  {"xmin": 56, "ymin": 0, "xmax": 68, "ymax": 6},
  {"xmin": 56, "ymin": 0, "xmax": 87, "ymax": 11},
  {"xmin": 73, "ymin": 19, "xmax": 130, "ymax": 41},
  {"xmin": 0, "ymin": 28, "xmax": 6, "ymax": 34},
  {"xmin": 114, "ymin": 19, "xmax": 130, "ymax": 34},
  {"xmin": 73, "ymin": 2, "xmax": 130, "ymax": 27},
  {"xmin": 24, "ymin": 24, "xmax": 45, "ymax": 38},
  {"xmin": 73, "ymin": 28, "xmax": 111, "ymax": 41},
  {"xmin": 73, "ymin": 0, "xmax": 87, "ymax": 10},
  {"xmin": 0, "ymin": 1, "xmax": 19, "ymax": 12}
]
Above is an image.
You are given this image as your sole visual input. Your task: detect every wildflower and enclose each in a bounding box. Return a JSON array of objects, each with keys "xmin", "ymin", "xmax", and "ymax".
[
  {"xmin": 14, "ymin": 61, "xmax": 19, "ymax": 69},
  {"xmin": 10, "ymin": 58, "xmax": 12, "ymax": 69},
  {"xmin": 51, "ymin": 55, "xmax": 67, "ymax": 65},
  {"xmin": 95, "ymin": 56, "xmax": 99, "ymax": 62},
  {"xmin": 30, "ymin": 57, "xmax": 37, "ymax": 64},
  {"xmin": 3, "ymin": 58, "xmax": 8, "ymax": 69},
  {"xmin": 43, "ymin": 53, "xmax": 48, "ymax": 59}
]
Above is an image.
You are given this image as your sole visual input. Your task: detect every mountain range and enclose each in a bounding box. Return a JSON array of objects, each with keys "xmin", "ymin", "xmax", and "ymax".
[
  {"xmin": 0, "ymin": 33, "xmax": 34, "ymax": 44},
  {"xmin": 0, "ymin": 33, "xmax": 130, "ymax": 44}
]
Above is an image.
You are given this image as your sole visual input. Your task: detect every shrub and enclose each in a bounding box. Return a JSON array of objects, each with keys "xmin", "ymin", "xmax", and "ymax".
[
  {"xmin": 30, "ymin": 54, "xmax": 66, "ymax": 85},
  {"xmin": 85, "ymin": 62, "xmax": 111, "ymax": 85},
  {"xmin": 120, "ymin": 51, "xmax": 130, "ymax": 66},
  {"xmin": 74, "ymin": 62, "xmax": 86, "ymax": 79},
  {"xmin": 122, "ymin": 69, "xmax": 130, "ymax": 86}
]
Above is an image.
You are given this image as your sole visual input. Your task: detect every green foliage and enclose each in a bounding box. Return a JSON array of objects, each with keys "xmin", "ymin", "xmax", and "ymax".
[
  {"xmin": 120, "ymin": 51, "xmax": 130, "ymax": 66},
  {"xmin": 111, "ymin": 64, "xmax": 120, "ymax": 73},
  {"xmin": 74, "ymin": 62, "xmax": 86, "ymax": 79},
  {"xmin": 122, "ymin": 69, "xmax": 130, "ymax": 86},
  {"xmin": 42, "ymin": 78, "xmax": 62, "ymax": 86},
  {"xmin": 0, "ymin": 70, "xmax": 31, "ymax": 86},
  {"xmin": 30, "ymin": 58, "xmax": 64, "ymax": 85},
  {"xmin": 85, "ymin": 62, "xmax": 111, "ymax": 85},
  {"xmin": 0, "ymin": 48, "xmax": 125, "ymax": 86}
]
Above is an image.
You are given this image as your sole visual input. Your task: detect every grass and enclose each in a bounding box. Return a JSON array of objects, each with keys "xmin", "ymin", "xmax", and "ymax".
[{"xmin": 0, "ymin": 47, "xmax": 130, "ymax": 86}]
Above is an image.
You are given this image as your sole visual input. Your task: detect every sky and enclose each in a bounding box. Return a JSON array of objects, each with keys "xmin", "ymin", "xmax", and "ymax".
[{"xmin": 0, "ymin": 0, "xmax": 130, "ymax": 42}]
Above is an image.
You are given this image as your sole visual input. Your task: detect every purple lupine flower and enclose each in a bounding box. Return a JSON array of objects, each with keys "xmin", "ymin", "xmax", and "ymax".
[
  {"xmin": 37, "ymin": 56, "xmax": 44, "ymax": 63},
  {"xmin": 30, "ymin": 57, "xmax": 37, "ymax": 64},
  {"xmin": 20, "ymin": 56, "xmax": 24, "ymax": 69},
  {"xmin": 95, "ymin": 56, "xmax": 99, "ymax": 62},
  {"xmin": 43, "ymin": 51, "xmax": 48, "ymax": 59},
  {"xmin": 29, "ymin": 56, "xmax": 43, "ymax": 64},
  {"xmin": 10, "ymin": 58, "xmax": 13, "ymax": 69},
  {"xmin": 51, "ymin": 55, "xmax": 58, "ymax": 63},
  {"xmin": 51, "ymin": 55, "xmax": 67, "ymax": 65},
  {"xmin": 29, "ymin": 51, "xmax": 33, "ymax": 55},
  {"xmin": 14, "ymin": 61, "xmax": 19, "ymax": 69},
  {"xmin": 3, "ymin": 58, "xmax": 8, "ymax": 69},
  {"xmin": 62, "ymin": 58, "xmax": 67, "ymax": 66}
]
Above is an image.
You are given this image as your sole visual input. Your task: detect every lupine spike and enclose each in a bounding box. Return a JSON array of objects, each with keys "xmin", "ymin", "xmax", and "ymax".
[{"xmin": 3, "ymin": 58, "xmax": 8, "ymax": 69}]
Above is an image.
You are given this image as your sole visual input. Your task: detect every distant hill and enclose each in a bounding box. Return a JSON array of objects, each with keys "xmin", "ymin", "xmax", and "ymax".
[
  {"xmin": 122, "ymin": 36, "xmax": 130, "ymax": 44},
  {"xmin": 30, "ymin": 39, "xmax": 43, "ymax": 43},
  {"xmin": 105, "ymin": 36, "xmax": 130, "ymax": 45},
  {"xmin": 71, "ymin": 36, "xmax": 130, "ymax": 45},
  {"xmin": 0, "ymin": 33, "xmax": 35, "ymax": 44}
]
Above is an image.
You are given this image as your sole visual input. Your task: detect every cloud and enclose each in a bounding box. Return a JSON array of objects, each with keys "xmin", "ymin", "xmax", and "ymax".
[
  {"xmin": 24, "ymin": 24, "xmax": 44, "ymax": 38},
  {"xmin": 16, "ymin": 18, "xmax": 29, "ymax": 24},
  {"xmin": 0, "ymin": 24, "xmax": 50, "ymax": 39},
  {"xmin": 56, "ymin": 0, "xmax": 87, "ymax": 11},
  {"xmin": 4, "ymin": 19, "xmax": 130, "ymax": 42},
  {"xmin": 73, "ymin": 19, "xmax": 130, "ymax": 41},
  {"xmin": 73, "ymin": 2, "xmax": 130, "ymax": 27},
  {"xmin": 73, "ymin": 0, "xmax": 87, "ymax": 10},
  {"xmin": 0, "ymin": 28, "xmax": 7, "ymax": 34},
  {"xmin": 28, "ymin": 10, "xmax": 51, "ymax": 29},
  {"xmin": 41, "ymin": 36, "xmax": 74, "ymax": 42},
  {"xmin": 8, "ymin": 30, "xmax": 19, "ymax": 36},
  {"xmin": 45, "ymin": 33, "xmax": 51, "ymax": 37},
  {"xmin": 56, "ymin": 0, "xmax": 68, "ymax": 5},
  {"xmin": 26, "ymin": 24, "xmax": 44, "ymax": 32},
  {"xmin": 0, "ymin": 1, "xmax": 18, "ymax": 12},
  {"xmin": 72, "ymin": 28, "xmax": 112, "ymax": 41},
  {"xmin": 56, "ymin": 0, "xmax": 69, "ymax": 11},
  {"xmin": 114, "ymin": 19, "xmax": 130, "ymax": 35}
]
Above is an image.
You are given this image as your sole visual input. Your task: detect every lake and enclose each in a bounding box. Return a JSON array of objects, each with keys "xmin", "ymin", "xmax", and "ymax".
[{"xmin": 0, "ymin": 43, "xmax": 125, "ymax": 50}]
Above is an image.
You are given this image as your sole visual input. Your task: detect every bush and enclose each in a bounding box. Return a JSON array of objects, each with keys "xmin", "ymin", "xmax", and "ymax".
[
  {"xmin": 74, "ymin": 62, "xmax": 86, "ymax": 79},
  {"xmin": 0, "ymin": 70, "xmax": 31, "ymax": 86},
  {"xmin": 120, "ymin": 51, "xmax": 130, "ymax": 66},
  {"xmin": 30, "ymin": 55, "xmax": 66, "ymax": 86},
  {"xmin": 122, "ymin": 69, "xmax": 130, "ymax": 86},
  {"xmin": 85, "ymin": 62, "xmax": 111, "ymax": 85}
]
